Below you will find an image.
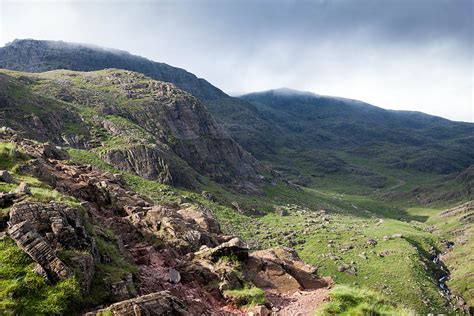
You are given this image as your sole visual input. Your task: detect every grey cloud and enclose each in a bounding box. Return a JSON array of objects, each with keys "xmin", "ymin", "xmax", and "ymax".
[{"xmin": 1, "ymin": 0, "xmax": 472, "ymax": 121}]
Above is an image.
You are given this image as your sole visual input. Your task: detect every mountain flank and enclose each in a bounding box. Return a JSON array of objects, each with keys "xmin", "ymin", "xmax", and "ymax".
[{"xmin": 0, "ymin": 68, "xmax": 271, "ymax": 193}]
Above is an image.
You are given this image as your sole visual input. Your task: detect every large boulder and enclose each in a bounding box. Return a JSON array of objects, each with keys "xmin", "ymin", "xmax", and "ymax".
[
  {"xmin": 84, "ymin": 291, "xmax": 188, "ymax": 316},
  {"xmin": 177, "ymin": 204, "xmax": 221, "ymax": 234},
  {"xmin": 41, "ymin": 144, "xmax": 70, "ymax": 160},
  {"xmin": 195, "ymin": 237, "xmax": 249, "ymax": 262},
  {"xmin": 0, "ymin": 170, "xmax": 15, "ymax": 183},
  {"xmin": 243, "ymin": 247, "xmax": 330, "ymax": 293}
]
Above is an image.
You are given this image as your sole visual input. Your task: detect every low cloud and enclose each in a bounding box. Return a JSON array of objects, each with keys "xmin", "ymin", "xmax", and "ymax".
[{"xmin": 1, "ymin": 0, "xmax": 472, "ymax": 121}]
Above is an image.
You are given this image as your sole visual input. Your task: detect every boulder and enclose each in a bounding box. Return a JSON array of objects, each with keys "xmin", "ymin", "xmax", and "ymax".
[
  {"xmin": 366, "ymin": 238, "xmax": 377, "ymax": 246},
  {"xmin": 177, "ymin": 205, "xmax": 221, "ymax": 234},
  {"xmin": 243, "ymin": 247, "xmax": 329, "ymax": 293},
  {"xmin": 15, "ymin": 182, "xmax": 31, "ymax": 195},
  {"xmin": 0, "ymin": 192, "xmax": 18, "ymax": 209},
  {"xmin": 0, "ymin": 170, "xmax": 15, "ymax": 183},
  {"xmin": 84, "ymin": 291, "xmax": 188, "ymax": 316},
  {"xmin": 195, "ymin": 237, "xmax": 249, "ymax": 262},
  {"xmin": 41, "ymin": 144, "xmax": 70, "ymax": 160},
  {"xmin": 169, "ymin": 268, "xmax": 181, "ymax": 284},
  {"xmin": 201, "ymin": 191, "xmax": 215, "ymax": 202}
]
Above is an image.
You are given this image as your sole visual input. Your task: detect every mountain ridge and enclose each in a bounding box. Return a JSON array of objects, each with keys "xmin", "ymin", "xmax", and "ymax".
[{"xmin": 0, "ymin": 39, "xmax": 226, "ymax": 100}]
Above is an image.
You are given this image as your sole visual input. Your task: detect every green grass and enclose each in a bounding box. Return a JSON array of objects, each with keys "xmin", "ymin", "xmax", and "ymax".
[
  {"xmin": 0, "ymin": 142, "xmax": 28, "ymax": 170},
  {"xmin": 0, "ymin": 238, "xmax": 81, "ymax": 315},
  {"xmin": 223, "ymin": 286, "xmax": 266, "ymax": 307},
  {"xmin": 315, "ymin": 285, "xmax": 415, "ymax": 315}
]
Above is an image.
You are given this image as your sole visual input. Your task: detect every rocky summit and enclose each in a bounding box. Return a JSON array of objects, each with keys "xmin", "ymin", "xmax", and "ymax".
[{"xmin": 0, "ymin": 39, "xmax": 472, "ymax": 315}]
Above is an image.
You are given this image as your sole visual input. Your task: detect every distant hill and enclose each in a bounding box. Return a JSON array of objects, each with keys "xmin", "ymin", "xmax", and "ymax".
[{"xmin": 235, "ymin": 88, "xmax": 473, "ymax": 201}]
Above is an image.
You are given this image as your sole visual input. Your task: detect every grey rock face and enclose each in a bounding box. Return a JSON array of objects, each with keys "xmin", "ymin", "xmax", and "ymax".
[{"xmin": 7, "ymin": 202, "xmax": 97, "ymax": 291}]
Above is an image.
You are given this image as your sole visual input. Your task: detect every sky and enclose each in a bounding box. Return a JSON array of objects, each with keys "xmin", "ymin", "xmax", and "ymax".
[{"xmin": 0, "ymin": 0, "xmax": 473, "ymax": 122}]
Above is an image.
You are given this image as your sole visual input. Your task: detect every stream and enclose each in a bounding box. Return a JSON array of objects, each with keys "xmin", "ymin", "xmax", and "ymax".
[
  {"xmin": 432, "ymin": 241, "xmax": 454, "ymax": 297},
  {"xmin": 431, "ymin": 241, "xmax": 470, "ymax": 314}
]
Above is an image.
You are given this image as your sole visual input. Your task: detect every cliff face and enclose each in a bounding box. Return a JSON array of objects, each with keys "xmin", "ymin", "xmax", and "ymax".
[
  {"xmin": 0, "ymin": 69, "xmax": 266, "ymax": 192},
  {"xmin": 0, "ymin": 39, "xmax": 226, "ymax": 100}
]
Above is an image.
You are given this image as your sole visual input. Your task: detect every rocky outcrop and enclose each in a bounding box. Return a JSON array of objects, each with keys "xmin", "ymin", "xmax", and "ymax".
[
  {"xmin": 7, "ymin": 202, "xmax": 97, "ymax": 291},
  {"xmin": 0, "ymin": 73, "xmax": 91, "ymax": 147},
  {"xmin": 102, "ymin": 145, "xmax": 199, "ymax": 188},
  {"xmin": 243, "ymin": 247, "xmax": 330, "ymax": 293},
  {"xmin": 8, "ymin": 220, "xmax": 71, "ymax": 282},
  {"xmin": 85, "ymin": 291, "xmax": 188, "ymax": 316},
  {"xmin": 1, "ymin": 135, "xmax": 329, "ymax": 314}
]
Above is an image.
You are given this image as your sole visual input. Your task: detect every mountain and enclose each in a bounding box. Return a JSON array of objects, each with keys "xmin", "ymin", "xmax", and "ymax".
[
  {"xmin": 0, "ymin": 39, "xmax": 473, "ymax": 314},
  {"xmin": 234, "ymin": 88, "xmax": 473, "ymax": 200},
  {"xmin": 0, "ymin": 69, "xmax": 267, "ymax": 192},
  {"xmin": 0, "ymin": 39, "xmax": 225, "ymax": 100},
  {"xmin": 1, "ymin": 39, "xmax": 472, "ymax": 201}
]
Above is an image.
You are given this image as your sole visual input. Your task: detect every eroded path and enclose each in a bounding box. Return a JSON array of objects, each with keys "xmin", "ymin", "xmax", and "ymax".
[{"xmin": 266, "ymin": 288, "xmax": 330, "ymax": 315}]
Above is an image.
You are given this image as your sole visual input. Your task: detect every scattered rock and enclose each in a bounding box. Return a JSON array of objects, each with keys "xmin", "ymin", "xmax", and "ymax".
[
  {"xmin": 338, "ymin": 264, "xmax": 350, "ymax": 272},
  {"xmin": 391, "ymin": 233, "xmax": 403, "ymax": 238},
  {"xmin": 367, "ymin": 238, "xmax": 377, "ymax": 246},
  {"xmin": 201, "ymin": 191, "xmax": 215, "ymax": 202},
  {"xmin": 358, "ymin": 252, "xmax": 368, "ymax": 260}
]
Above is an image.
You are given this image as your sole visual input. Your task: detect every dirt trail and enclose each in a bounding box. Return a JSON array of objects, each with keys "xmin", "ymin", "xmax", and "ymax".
[{"xmin": 266, "ymin": 288, "xmax": 330, "ymax": 316}]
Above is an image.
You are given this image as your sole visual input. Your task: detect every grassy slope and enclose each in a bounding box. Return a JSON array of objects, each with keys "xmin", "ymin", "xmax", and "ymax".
[
  {"xmin": 66, "ymin": 148, "xmax": 464, "ymax": 314},
  {"xmin": 316, "ymin": 285, "xmax": 415, "ymax": 315},
  {"xmin": 426, "ymin": 204, "xmax": 474, "ymax": 308}
]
